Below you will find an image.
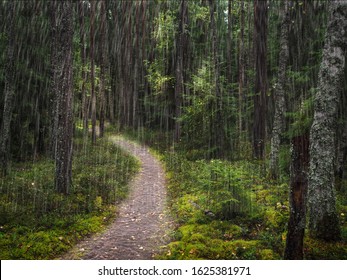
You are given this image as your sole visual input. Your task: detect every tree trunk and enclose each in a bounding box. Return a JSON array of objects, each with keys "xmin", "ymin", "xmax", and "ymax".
[
  {"xmin": 308, "ymin": 1, "xmax": 347, "ymax": 241},
  {"xmin": 226, "ymin": 0, "xmax": 233, "ymax": 85},
  {"xmin": 79, "ymin": 0, "xmax": 89, "ymax": 147},
  {"xmin": 253, "ymin": 0, "xmax": 268, "ymax": 160},
  {"xmin": 0, "ymin": 1, "xmax": 15, "ymax": 175},
  {"xmin": 90, "ymin": 1, "xmax": 97, "ymax": 144},
  {"xmin": 269, "ymin": 1, "xmax": 290, "ymax": 179},
  {"xmin": 238, "ymin": 0, "xmax": 245, "ymax": 150},
  {"xmin": 55, "ymin": 0, "xmax": 74, "ymax": 194},
  {"xmin": 209, "ymin": 0, "xmax": 224, "ymax": 158},
  {"xmin": 48, "ymin": 0, "xmax": 59, "ymax": 159},
  {"xmin": 284, "ymin": 134, "xmax": 309, "ymax": 259},
  {"xmin": 174, "ymin": 0, "xmax": 188, "ymax": 142},
  {"xmin": 99, "ymin": 0, "xmax": 107, "ymax": 138}
]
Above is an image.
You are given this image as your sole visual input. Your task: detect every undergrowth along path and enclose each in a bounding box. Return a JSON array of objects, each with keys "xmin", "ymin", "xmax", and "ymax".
[{"xmin": 62, "ymin": 135, "xmax": 172, "ymax": 260}]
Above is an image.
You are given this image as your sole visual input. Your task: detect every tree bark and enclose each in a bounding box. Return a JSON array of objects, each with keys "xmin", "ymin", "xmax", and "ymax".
[
  {"xmin": 226, "ymin": 0, "xmax": 233, "ymax": 85},
  {"xmin": 284, "ymin": 134, "xmax": 309, "ymax": 259},
  {"xmin": 55, "ymin": 0, "xmax": 74, "ymax": 194},
  {"xmin": 253, "ymin": 0, "xmax": 268, "ymax": 160},
  {"xmin": 0, "ymin": 1, "xmax": 15, "ymax": 175},
  {"xmin": 209, "ymin": 0, "xmax": 224, "ymax": 158},
  {"xmin": 99, "ymin": 0, "xmax": 107, "ymax": 138},
  {"xmin": 90, "ymin": 1, "xmax": 97, "ymax": 144},
  {"xmin": 238, "ymin": 0, "xmax": 245, "ymax": 150},
  {"xmin": 308, "ymin": 1, "xmax": 347, "ymax": 241},
  {"xmin": 269, "ymin": 1, "xmax": 290, "ymax": 179},
  {"xmin": 78, "ymin": 0, "xmax": 89, "ymax": 147},
  {"xmin": 174, "ymin": 0, "xmax": 188, "ymax": 142}
]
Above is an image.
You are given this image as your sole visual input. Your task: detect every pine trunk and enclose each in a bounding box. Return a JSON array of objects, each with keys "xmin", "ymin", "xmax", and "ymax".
[
  {"xmin": 308, "ymin": 1, "xmax": 347, "ymax": 241},
  {"xmin": 99, "ymin": 0, "xmax": 107, "ymax": 138},
  {"xmin": 90, "ymin": 1, "xmax": 97, "ymax": 144},
  {"xmin": 209, "ymin": 0, "xmax": 224, "ymax": 158},
  {"xmin": 0, "ymin": 1, "xmax": 15, "ymax": 175},
  {"xmin": 78, "ymin": 0, "xmax": 89, "ymax": 148},
  {"xmin": 174, "ymin": 0, "xmax": 188, "ymax": 142},
  {"xmin": 55, "ymin": 0, "xmax": 74, "ymax": 194},
  {"xmin": 253, "ymin": 0, "xmax": 268, "ymax": 160}
]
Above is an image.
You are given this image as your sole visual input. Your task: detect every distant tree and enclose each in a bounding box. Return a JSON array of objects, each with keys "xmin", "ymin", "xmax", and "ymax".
[
  {"xmin": 237, "ymin": 0, "xmax": 245, "ymax": 147},
  {"xmin": 174, "ymin": 0, "xmax": 188, "ymax": 142},
  {"xmin": 0, "ymin": 1, "xmax": 15, "ymax": 175},
  {"xmin": 99, "ymin": 0, "xmax": 107, "ymax": 138},
  {"xmin": 208, "ymin": 0, "xmax": 224, "ymax": 157},
  {"xmin": 253, "ymin": 0, "xmax": 268, "ymax": 160},
  {"xmin": 78, "ymin": 0, "xmax": 89, "ymax": 147},
  {"xmin": 308, "ymin": 1, "xmax": 347, "ymax": 241},
  {"xmin": 90, "ymin": 0, "xmax": 97, "ymax": 144},
  {"xmin": 54, "ymin": 0, "xmax": 74, "ymax": 194}
]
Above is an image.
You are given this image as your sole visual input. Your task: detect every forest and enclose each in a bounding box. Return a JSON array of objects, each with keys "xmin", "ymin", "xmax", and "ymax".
[{"xmin": 0, "ymin": 0, "xmax": 346, "ymax": 260}]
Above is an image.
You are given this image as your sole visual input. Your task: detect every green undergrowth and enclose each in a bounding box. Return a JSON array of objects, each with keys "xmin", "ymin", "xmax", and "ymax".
[
  {"xmin": 0, "ymin": 134, "xmax": 139, "ymax": 259},
  {"xmin": 121, "ymin": 127, "xmax": 347, "ymax": 259},
  {"xmin": 157, "ymin": 153, "xmax": 289, "ymax": 260},
  {"xmin": 159, "ymin": 152, "xmax": 347, "ymax": 259}
]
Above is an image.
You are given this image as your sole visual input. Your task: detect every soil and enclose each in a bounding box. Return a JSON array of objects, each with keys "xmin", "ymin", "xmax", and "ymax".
[{"xmin": 61, "ymin": 135, "xmax": 173, "ymax": 260}]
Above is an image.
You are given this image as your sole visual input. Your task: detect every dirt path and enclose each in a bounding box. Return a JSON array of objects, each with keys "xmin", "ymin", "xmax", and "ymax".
[{"xmin": 62, "ymin": 135, "xmax": 172, "ymax": 260}]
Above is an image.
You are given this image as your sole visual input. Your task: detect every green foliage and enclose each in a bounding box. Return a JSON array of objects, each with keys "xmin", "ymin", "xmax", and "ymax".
[
  {"xmin": 153, "ymin": 10, "xmax": 176, "ymax": 51},
  {"xmin": 165, "ymin": 154, "xmax": 254, "ymax": 220},
  {"xmin": 145, "ymin": 59, "xmax": 174, "ymax": 96},
  {"xmin": 286, "ymin": 95, "xmax": 314, "ymax": 137},
  {"xmin": 0, "ymin": 135, "xmax": 139, "ymax": 259},
  {"xmin": 157, "ymin": 151, "xmax": 293, "ymax": 260}
]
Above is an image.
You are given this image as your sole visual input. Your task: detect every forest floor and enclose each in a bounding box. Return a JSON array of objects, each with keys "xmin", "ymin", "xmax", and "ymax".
[{"xmin": 61, "ymin": 135, "xmax": 173, "ymax": 260}]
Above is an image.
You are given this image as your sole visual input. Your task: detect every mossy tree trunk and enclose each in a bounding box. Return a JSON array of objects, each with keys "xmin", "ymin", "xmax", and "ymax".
[
  {"xmin": 269, "ymin": 1, "xmax": 289, "ymax": 179},
  {"xmin": 308, "ymin": 1, "xmax": 347, "ymax": 241}
]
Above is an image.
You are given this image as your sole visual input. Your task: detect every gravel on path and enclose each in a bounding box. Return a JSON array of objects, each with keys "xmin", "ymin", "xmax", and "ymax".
[{"xmin": 61, "ymin": 135, "xmax": 172, "ymax": 260}]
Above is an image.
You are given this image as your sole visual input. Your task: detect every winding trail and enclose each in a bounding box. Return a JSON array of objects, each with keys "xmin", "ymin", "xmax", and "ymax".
[{"xmin": 62, "ymin": 135, "xmax": 172, "ymax": 260}]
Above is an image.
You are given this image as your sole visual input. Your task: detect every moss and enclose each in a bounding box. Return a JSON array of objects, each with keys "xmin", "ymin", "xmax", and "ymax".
[
  {"xmin": 304, "ymin": 237, "xmax": 347, "ymax": 259},
  {"xmin": 228, "ymin": 240, "xmax": 259, "ymax": 260},
  {"xmin": 258, "ymin": 249, "xmax": 279, "ymax": 260}
]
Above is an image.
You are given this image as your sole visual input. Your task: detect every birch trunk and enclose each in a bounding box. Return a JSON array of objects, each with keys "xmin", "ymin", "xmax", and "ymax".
[{"xmin": 308, "ymin": 1, "xmax": 347, "ymax": 241}]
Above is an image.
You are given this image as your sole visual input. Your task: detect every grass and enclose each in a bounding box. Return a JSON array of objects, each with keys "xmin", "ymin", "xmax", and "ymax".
[{"xmin": 0, "ymin": 133, "xmax": 139, "ymax": 259}]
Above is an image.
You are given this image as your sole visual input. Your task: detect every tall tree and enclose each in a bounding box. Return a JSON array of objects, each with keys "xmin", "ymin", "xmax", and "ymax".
[
  {"xmin": 209, "ymin": 0, "xmax": 224, "ymax": 157},
  {"xmin": 0, "ymin": 1, "xmax": 15, "ymax": 175},
  {"xmin": 253, "ymin": 0, "xmax": 268, "ymax": 160},
  {"xmin": 238, "ymin": 0, "xmax": 245, "ymax": 149},
  {"xmin": 308, "ymin": 1, "xmax": 347, "ymax": 241},
  {"xmin": 78, "ymin": 0, "xmax": 89, "ymax": 147},
  {"xmin": 55, "ymin": 0, "xmax": 74, "ymax": 194},
  {"xmin": 174, "ymin": 0, "xmax": 188, "ymax": 141},
  {"xmin": 99, "ymin": 0, "xmax": 107, "ymax": 138},
  {"xmin": 90, "ymin": 0, "xmax": 97, "ymax": 144},
  {"xmin": 269, "ymin": 1, "xmax": 290, "ymax": 179}
]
